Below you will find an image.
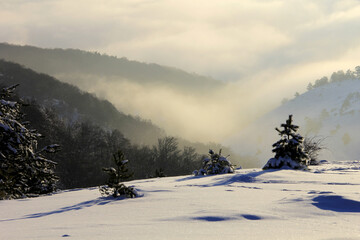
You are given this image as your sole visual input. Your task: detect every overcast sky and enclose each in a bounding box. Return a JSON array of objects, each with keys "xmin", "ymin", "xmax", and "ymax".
[
  {"xmin": 1, "ymin": 0, "xmax": 360, "ymax": 84},
  {"xmin": 1, "ymin": 0, "xmax": 360, "ymax": 142}
]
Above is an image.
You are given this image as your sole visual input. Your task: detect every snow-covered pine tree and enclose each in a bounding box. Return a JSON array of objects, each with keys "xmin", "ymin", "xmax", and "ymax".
[
  {"xmin": 0, "ymin": 85, "xmax": 59, "ymax": 199},
  {"xmin": 99, "ymin": 150, "xmax": 137, "ymax": 198},
  {"xmin": 194, "ymin": 149, "xmax": 235, "ymax": 175},
  {"xmin": 263, "ymin": 115, "xmax": 309, "ymax": 170}
]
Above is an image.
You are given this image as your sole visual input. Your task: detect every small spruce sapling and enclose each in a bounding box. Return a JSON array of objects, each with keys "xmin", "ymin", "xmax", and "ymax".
[
  {"xmin": 194, "ymin": 149, "xmax": 235, "ymax": 175},
  {"xmin": 263, "ymin": 115, "xmax": 309, "ymax": 170},
  {"xmin": 99, "ymin": 150, "xmax": 137, "ymax": 198}
]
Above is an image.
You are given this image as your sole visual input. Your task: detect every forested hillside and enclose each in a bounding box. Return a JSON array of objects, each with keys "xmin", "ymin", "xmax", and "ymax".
[
  {"xmin": 0, "ymin": 60, "xmax": 243, "ymax": 188},
  {"xmin": 0, "ymin": 59, "xmax": 164, "ymax": 145},
  {"xmin": 0, "ymin": 43, "xmax": 231, "ymax": 145},
  {"xmin": 0, "ymin": 43, "xmax": 223, "ymax": 92}
]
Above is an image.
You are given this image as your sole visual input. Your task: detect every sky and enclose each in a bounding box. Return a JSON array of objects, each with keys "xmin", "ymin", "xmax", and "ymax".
[
  {"xmin": 1, "ymin": 0, "xmax": 360, "ymax": 82},
  {"xmin": 1, "ymin": 0, "xmax": 360, "ymax": 142}
]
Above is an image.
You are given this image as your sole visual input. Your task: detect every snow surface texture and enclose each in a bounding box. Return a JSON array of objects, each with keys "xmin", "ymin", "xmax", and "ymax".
[
  {"xmin": 263, "ymin": 157, "xmax": 305, "ymax": 170},
  {"xmin": 227, "ymin": 79, "xmax": 360, "ymax": 166},
  {"xmin": 1, "ymin": 161, "xmax": 360, "ymax": 240}
]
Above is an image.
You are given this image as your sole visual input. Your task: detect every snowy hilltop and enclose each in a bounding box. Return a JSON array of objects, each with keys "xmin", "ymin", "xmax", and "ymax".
[
  {"xmin": 1, "ymin": 161, "xmax": 360, "ymax": 240},
  {"xmin": 228, "ymin": 78, "xmax": 360, "ymax": 166}
]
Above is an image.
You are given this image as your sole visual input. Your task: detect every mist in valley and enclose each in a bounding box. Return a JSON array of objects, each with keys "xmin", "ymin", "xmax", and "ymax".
[
  {"xmin": 1, "ymin": 0, "xmax": 360, "ymax": 166},
  {"xmin": 57, "ymin": 73, "xmax": 268, "ymax": 143}
]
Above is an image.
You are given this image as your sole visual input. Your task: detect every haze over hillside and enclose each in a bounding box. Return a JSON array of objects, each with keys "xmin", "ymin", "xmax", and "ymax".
[
  {"xmin": 0, "ymin": 59, "xmax": 246, "ymax": 173},
  {"xmin": 228, "ymin": 76, "xmax": 360, "ymax": 165},
  {"xmin": 2, "ymin": 43, "xmax": 359, "ymax": 167},
  {"xmin": 2, "ymin": 0, "xmax": 360, "ymax": 143},
  {"xmin": 0, "ymin": 59, "xmax": 164, "ymax": 145},
  {"xmin": 0, "ymin": 43, "xmax": 267, "ymax": 143}
]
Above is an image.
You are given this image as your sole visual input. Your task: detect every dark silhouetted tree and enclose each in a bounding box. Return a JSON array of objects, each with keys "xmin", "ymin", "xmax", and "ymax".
[
  {"xmin": 153, "ymin": 137, "xmax": 181, "ymax": 175},
  {"xmin": 0, "ymin": 85, "xmax": 59, "ymax": 199}
]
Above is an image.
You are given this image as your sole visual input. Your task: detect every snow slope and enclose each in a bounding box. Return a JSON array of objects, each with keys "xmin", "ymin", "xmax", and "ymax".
[
  {"xmin": 227, "ymin": 79, "xmax": 360, "ymax": 166},
  {"xmin": 2, "ymin": 161, "xmax": 360, "ymax": 240}
]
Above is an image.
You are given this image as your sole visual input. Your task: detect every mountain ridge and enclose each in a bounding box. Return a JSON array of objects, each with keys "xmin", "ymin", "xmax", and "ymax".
[{"xmin": 0, "ymin": 42, "xmax": 224, "ymax": 92}]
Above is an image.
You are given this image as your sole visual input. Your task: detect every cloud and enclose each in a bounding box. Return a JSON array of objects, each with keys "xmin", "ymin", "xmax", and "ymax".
[
  {"xmin": 67, "ymin": 75, "xmax": 260, "ymax": 143},
  {"xmin": 1, "ymin": 0, "xmax": 359, "ymax": 80}
]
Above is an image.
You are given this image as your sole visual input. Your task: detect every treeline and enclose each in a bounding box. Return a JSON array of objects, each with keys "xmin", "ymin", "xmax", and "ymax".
[
  {"xmin": 283, "ymin": 66, "xmax": 360, "ymax": 104},
  {"xmin": 23, "ymin": 101, "xmax": 203, "ymax": 189},
  {"xmin": 307, "ymin": 66, "xmax": 360, "ymax": 91}
]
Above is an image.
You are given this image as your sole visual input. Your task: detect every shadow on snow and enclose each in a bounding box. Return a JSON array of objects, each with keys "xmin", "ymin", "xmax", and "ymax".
[
  {"xmin": 0, "ymin": 196, "xmax": 126, "ymax": 222},
  {"xmin": 211, "ymin": 170, "xmax": 276, "ymax": 186},
  {"xmin": 312, "ymin": 195, "xmax": 360, "ymax": 212},
  {"xmin": 176, "ymin": 169, "xmax": 280, "ymax": 187},
  {"xmin": 192, "ymin": 214, "xmax": 262, "ymax": 222},
  {"xmin": 192, "ymin": 216, "xmax": 235, "ymax": 222},
  {"xmin": 175, "ymin": 169, "xmax": 279, "ymax": 187}
]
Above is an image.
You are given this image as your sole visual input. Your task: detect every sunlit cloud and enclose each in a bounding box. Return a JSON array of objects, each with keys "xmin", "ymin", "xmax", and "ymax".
[{"xmin": 1, "ymin": 0, "xmax": 359, "ymax": 80}]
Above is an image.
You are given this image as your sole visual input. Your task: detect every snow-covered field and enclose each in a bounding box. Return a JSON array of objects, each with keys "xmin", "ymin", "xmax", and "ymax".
[{"xmin": 2, "ymin": 161, "xmax": 360, "ymax": 240}]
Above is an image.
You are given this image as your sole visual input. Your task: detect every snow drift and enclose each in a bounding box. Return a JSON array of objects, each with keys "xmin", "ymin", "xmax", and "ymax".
[{"xmin": 1, "ymin": 161, "xmax": 360, "ymax": 239}]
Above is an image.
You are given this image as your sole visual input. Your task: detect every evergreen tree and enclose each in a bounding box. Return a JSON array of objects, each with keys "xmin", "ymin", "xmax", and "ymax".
[
  {"xmin": 194, "ymin": 149, "xmax": 235, "ymax": 175},
  {"xmin": 0, "ymin": 85, "xmax": 59, "ymax": 199},
  {"xmin": 155, "ymin": 168, "xmax": 166, "ymax": 177},
  {"xmin": 355, "ymin": 66, "xmax": 360, "ymax": 78},
  {"xmin": 307, "ymin": 82, "xmax": 313, "ymax": 91},
  {"xmin": 263, "ymin": 115, "xmax": 309, "ymax": 170},
  {"xmin": 99, "ymin": 150, "xmax": 137, "ymax": 198}
]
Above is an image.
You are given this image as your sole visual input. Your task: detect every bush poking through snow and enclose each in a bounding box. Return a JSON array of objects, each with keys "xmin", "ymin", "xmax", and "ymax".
[
  {"xmin": 99, "ymin": 150, "xmax": 137, "ymax": 198},
  {"xmin": 303, "ymin": 136, "xmax": 326, "ymax": 165},
  {"xmin": 194, "ymin": 149, "xmax": 235, "ymax": 175},
  {"xmin": 0, "ymin": 85, "xmax": 59, "ymax": 199},
  {"xmin": 263, "ymin": 115, "xmax": 309, "ymax": 170}
]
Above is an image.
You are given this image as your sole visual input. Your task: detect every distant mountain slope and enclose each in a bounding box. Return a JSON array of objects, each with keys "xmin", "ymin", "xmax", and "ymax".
[
  {"xmin": 0, "ymin": 43, "xmax": 227, "ymax": 142},
  {"xmin": 0, "ymin": 43, "xmax": 223, "ymax": 92},
  {"xmin": 228, "ymin": 79, "xmax": 360, "ymax": 165},
  {"xmin": 0, "ymin": 60, "xmax": 164, "ymax": 145}
]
